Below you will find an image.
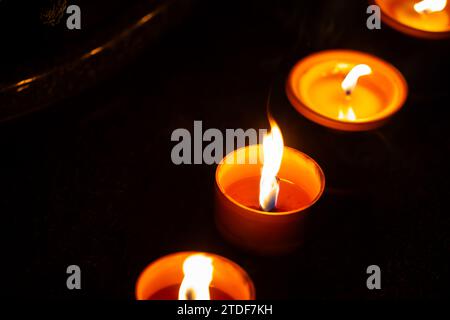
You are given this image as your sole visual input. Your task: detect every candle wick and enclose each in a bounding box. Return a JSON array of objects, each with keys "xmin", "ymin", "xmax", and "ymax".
[
  {"xmin": 186, "ymin": 289, "xmax": 195, "ymax": 300},
  {"xmin": 260, "ymin": 205, "xmax": 276, "ymax": 212}
]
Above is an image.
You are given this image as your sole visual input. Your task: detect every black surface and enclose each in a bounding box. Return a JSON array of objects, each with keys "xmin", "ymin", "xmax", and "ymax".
[
  {"xmin": 0, "ymin": 0, "xmax": 144, "ymax": 83},
  {"xmin": 0, "ymin": 0, "xmax": 449, "ymax": 299},
  {"xmin": 0, "ymin": 0, "xmax": 195, "ymax": 121}
]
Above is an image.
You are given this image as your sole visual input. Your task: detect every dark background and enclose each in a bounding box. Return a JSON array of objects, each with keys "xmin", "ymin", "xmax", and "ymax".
[{"xmin": 0, "ymin": 0, "xmax": 448, "ymax": 299}]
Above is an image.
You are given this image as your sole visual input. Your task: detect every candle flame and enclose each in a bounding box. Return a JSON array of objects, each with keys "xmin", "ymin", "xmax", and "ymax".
[
  {"xmin": 414, "ymin": 0, "xmax": 447, "ymax": 13},
  {"xmin": 259, "ymin": 118, "xmax": 284, "ymax": 212},
  {"xmin": 338, "ymin": 106, "xmax": 357, "ymax": 121},
  {"xmin": 178, "ymin": 254, "xmax": 213, "ymax": 300},
  {"xmin": 341, "ymin": 64, "xmax": 372, "ymax": 96}
]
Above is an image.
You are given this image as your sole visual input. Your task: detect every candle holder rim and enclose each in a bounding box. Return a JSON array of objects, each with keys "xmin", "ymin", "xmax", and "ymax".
[
  {"xmin": 286, "ymin": 49, "xmax": 408, "ymax": 131},
  {"xmin": 135, "ymin": 251, "xmax": 256, "ymax": 300},
  {"xmin": 215, "ymin": 144, "xmax": 326, "ymax": 216}
]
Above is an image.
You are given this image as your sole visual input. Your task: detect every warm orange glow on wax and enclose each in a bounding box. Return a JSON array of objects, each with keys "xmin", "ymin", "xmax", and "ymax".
[
  {"xmin": 374, "ymin": 0, "xmax": 450, "ymax": 38},
  {"xmin": 287, "ymin": 50, "xmax": 408, "ymax": 131},
  {"xmin": 338, "ymin": 106, "xmax": 357, "ymax": 121},
  {"xmin": 229, "ymin": 176, "xmax": 312, "ymax": 212},
  {"xmin": 178, "ymin": 254, "xmax": 213, "ymax": 300},
  {"xmin": 259, "ymin": 119, "xmax": 284, "ymax": 211},
  {"xmin": 136, "ymin": 252, "xmax": 255, "ymax": 300}
]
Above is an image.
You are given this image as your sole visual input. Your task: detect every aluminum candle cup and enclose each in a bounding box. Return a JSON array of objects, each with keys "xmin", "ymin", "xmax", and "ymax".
[
  {"xmin": 287, "ymin": 50, "xmax": 408, "ymax": 131},
  {"xmin": 215, "ymin": 145, "xmax": 325, "ymax": 255}
]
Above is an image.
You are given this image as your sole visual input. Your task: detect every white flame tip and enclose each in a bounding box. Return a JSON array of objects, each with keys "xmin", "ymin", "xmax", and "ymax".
[
  {"xmin": 341, "ymin": 64, "xmax": 372, "ymax": 95},
  {"xmin": 259, "ymin": 121, "xmax": 284, "ymax": 211},
  {"xmin": 414, "ymin": 0, "xmax": 447, "ymax": 13}
]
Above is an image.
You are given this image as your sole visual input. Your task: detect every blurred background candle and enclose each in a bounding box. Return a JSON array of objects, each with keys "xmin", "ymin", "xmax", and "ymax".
[
  {"xmin": 136, "ymin": 252, "xmax": 255, "ymax": 300},
  {"xmin": 374, "ymin": 0, "xmax": 450, "ymax": 39},
  {"xmin": 215, "ymin": 120, "xmax": 325, "ymax": 255},
  {"xmin": 286, "ymin": 50, "xmax": 408, "ymax": 131}
]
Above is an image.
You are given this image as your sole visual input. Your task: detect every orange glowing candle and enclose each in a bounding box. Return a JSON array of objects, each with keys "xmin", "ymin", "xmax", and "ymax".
[
  {"xmin": 374, "ymin": 0, "xmax": 450, "ymax": 39},
  {"xmin": 286, "ymin": 50, "xmax": 408, "ymax": 131},
  {"xmin": 215, "ymin": 120, "xmax": 325, "ymax": 255},
  {"xmin": 136, "ymin": 252, "xmax": 255, "ymax": 300}
]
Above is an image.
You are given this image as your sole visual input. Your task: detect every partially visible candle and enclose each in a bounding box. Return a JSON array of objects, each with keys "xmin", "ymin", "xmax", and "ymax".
[
  {"xmin": 135, "ymin": 252, "xmax": 255, "ymax": 300},
  {"xmin": 286, "ymin": 50, "xmax": 408, "ymax": 131},
  {"xmin": 374, "ymin": 0, "xmax": 450, "ymax": 39}
]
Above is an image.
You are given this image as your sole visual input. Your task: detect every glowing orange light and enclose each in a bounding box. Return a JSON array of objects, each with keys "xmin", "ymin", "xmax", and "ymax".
[{"xmin": 338, "ymin": 106, "xmax": 357, "ymax": 121}]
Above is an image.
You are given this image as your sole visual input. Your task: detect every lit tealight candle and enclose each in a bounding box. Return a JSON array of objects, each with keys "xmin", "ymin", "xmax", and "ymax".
[
  {"xmin": 215, "ymin": 119, "xmax": 325, "ymax": 255},
  {"xmin": 286, "ymin": 50, "xmax": 408, "ymax": 131},
  {"xmin": 374, "ymin": 0, "xmax": 450, "ymax": 39},
  {"xmin": 136, "ymin": 252, "xmax": 255, "ymax": 300}
]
